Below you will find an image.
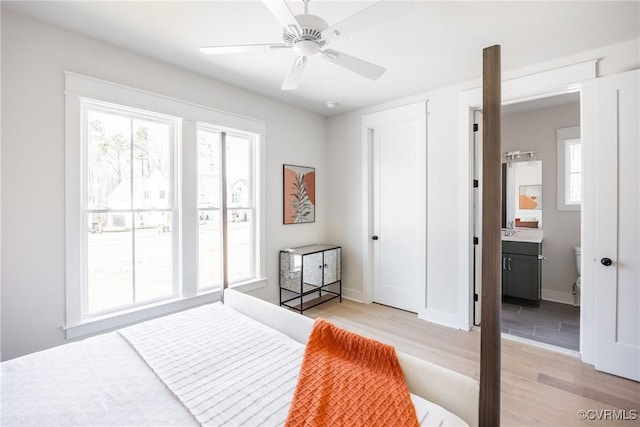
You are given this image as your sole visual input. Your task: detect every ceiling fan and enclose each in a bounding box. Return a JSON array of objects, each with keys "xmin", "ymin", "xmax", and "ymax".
[{"xmin": 199, "ymin": 0, "xmax": 414, "ymax": 91}]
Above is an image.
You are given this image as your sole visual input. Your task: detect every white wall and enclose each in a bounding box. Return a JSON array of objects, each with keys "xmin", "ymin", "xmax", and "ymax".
[
  {"xmin": 503, "ymin": 102, "xmax": 581, "ymax": 304},
  {"xmin": 327, "ymin": 38, "xmax": 639, "ymax": 331},
  {"xmin": 0, "ymin": 10, "xmax": 327, "ymax": 360}
]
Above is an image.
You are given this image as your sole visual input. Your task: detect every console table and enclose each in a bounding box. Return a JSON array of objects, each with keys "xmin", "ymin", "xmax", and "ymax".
[{"xmin": 279, "ymin": 244, "xmax": 342, "ymax": 313}]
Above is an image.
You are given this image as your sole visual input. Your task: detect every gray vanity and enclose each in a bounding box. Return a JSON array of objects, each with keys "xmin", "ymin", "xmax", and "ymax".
[{"xmin": 502, "ymin": 237, "xmax": 542, "ymax": 303}]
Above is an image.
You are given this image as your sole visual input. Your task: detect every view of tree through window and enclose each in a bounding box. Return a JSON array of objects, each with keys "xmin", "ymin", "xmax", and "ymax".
[{"xmin": 86, "ymin": 106, "xmax": 176, "ymax": 315}]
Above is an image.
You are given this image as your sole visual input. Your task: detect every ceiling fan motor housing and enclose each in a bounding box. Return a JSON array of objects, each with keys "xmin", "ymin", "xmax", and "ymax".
[{"xmin": 285, "ymin": 14, "xmax": 329, "ymax": 55}]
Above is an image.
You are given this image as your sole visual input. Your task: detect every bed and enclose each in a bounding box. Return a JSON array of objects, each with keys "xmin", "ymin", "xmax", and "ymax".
[
  {"xmin": 1, "ymin": 289, "xmax": 478, "ymax": 427},
  {"xmin": 2, "ymin": 44, "xmax": 501, "ymax": 427}
]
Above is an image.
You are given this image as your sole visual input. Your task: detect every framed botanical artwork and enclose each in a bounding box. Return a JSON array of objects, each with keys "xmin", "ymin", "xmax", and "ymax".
[
  {"xmin": 283, "ymin": 164, "xmax": 315, "ymax": 224},
  {"xmin": 519, "ymin": 185, "xmax": 542, "ymax": 210}
]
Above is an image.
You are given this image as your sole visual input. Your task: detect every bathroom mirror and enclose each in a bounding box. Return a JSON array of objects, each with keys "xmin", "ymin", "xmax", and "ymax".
[{"xmin": 502, "ymin": 160, "xmax": 542, "ymax": 229}]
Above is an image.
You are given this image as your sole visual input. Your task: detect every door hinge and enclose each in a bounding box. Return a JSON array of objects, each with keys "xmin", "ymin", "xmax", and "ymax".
[
  {"xmin": 473, "ymin": 179, "xmax": 479, "ymax": 188},
  {"xmin": 474, "ymin": 293, "xmax": 479, "ymax": 302},
  {"xmin": 473, "ymin": 237, "xmax": 479, "ymax": 245},
  {"xmin": 473, "ymin": 123, "xmax": 479, "ymax": 132}
]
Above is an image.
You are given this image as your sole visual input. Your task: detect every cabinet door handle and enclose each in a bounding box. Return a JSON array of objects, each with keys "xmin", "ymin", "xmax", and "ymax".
[
  {"xmin": 508, "ymin": 258, "xmax": 512, "ymax": 270},
  {"xmin": 318, "ymin": 265, "xmax": 323, "ymax": 269},
  {"xmin": 324, "ymin": 264, "xmax": 328, "ymax": 268},
  {"xmin": 503, "ymin": 257, "xmax": 506, "ymax": 270}
]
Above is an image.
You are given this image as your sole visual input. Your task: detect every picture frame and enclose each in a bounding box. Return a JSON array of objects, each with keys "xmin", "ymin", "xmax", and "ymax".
[{"xmin": 283, "ymin": 164, "xmax": 315, "ymax": 224}]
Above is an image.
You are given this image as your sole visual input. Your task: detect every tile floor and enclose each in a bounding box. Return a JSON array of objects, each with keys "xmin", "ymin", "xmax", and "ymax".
[{"xmin": 501, "ymin": 300, "xmax": 580, "ymax": 351}]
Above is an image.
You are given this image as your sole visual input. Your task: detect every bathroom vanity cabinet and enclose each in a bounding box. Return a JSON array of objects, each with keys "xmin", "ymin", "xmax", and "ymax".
[{"xmin": 502, "ymin": 241, "xmax": 542, "ymax": 303}]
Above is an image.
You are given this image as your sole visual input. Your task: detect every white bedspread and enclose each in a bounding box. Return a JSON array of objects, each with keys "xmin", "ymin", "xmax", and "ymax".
[{"xmin": 119, "ymin": 303, "xmax": 304, "ymax": 426}]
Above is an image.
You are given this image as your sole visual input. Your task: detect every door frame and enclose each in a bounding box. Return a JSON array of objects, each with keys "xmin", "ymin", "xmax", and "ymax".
[
  {"xmin": 361, "ymin": 102, "xmax": 428, "ymax": 306},
  {"xmin": 460, "ymin": 60, "xmax": 598, "ymax": 362}
]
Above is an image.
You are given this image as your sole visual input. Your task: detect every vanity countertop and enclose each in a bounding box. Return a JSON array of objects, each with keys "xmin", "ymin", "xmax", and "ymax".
[{"xmin": 501, "ymin": 228, "xmax": 543, "ymax": 244}]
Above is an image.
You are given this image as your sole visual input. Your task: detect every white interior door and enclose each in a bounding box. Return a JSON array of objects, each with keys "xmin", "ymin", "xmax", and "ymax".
[
  {"xmin": 595, "ymin": 69, "xmax": 640, "ymax": 381},
  {"xmin": 370, "ymin": 104, "xmax": 426, "ymax": 312}
]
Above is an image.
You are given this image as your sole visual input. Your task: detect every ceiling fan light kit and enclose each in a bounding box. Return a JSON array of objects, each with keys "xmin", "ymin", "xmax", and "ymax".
[{"xmin": 199, "ymin": 0, "xmax": 414, "ymax": 91}]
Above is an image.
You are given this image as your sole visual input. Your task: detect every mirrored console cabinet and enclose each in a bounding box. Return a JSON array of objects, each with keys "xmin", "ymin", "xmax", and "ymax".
[{"xmin": 279, "ymin": 244, "xmax": 342, "ymax": 313}]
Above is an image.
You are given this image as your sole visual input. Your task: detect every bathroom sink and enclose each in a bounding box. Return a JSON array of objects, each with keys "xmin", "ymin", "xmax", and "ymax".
[{"xmin": 501, "ymin": 229, "xmax": 543, "ymax": 243}]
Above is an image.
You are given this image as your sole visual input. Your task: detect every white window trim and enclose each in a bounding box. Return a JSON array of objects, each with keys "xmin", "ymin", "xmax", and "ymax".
[
  {"xmin": 556, "ymin": 126, "xmax": 581, "ymax": 211},
  {"xmin": 65, "ymin": 72, "xmax": 267, "ymax": 338}
]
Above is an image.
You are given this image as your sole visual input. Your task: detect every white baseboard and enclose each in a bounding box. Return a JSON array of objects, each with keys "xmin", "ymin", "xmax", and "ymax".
[
  {"xmin": 342, "ymin": 288, "xmax": 363, "ymax": 303},
  {"xmin": 418, "ymin": 308, "xmax": 469, "ymax": 331},
  {"xmin": 542, "ymin": 289, "xmax": 578, "ymax": 306}
]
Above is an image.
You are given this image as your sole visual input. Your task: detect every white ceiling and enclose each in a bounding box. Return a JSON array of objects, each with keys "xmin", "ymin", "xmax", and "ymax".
[{"xmin": 3, "ymin": 1, "xmax": 639, "ymax": 116}]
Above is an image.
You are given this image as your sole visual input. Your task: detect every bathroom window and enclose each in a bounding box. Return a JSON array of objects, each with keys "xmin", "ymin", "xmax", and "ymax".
[
  {"xmin": 557, "ymin": 126, "xmax": 581, "ymax": 211},
  {"xmin": 565, "ymin": 140, "xmax": 582, "ymax": 205}
]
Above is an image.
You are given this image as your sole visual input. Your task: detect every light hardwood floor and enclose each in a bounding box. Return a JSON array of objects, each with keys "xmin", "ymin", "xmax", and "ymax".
[{"xmin": 304, "ymin": 299, "xmax": 640, "ymax": 427}]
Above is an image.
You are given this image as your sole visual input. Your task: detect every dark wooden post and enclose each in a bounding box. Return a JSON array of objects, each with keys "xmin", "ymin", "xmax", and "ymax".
[{"xmin": 480, "ymin": 44, "xmax": 501, "ymax": 427}]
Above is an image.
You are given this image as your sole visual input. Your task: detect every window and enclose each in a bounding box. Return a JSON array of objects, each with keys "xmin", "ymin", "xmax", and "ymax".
[
  {"xmin": 65, "ymin": 73, "xmax": 266, "ymax": 338},
  {"xmin": 197, "ymin": 128, "xmax": 256, "ymax": 290},
  {"xmin": 556, "ymin": 126, "xmax": 581, "ymax": 211},
  {"xmin": 565, "ymin": 139, "xmax": 582, "ymax": 204},
  {"xmin": 85, "ymin": 103, "xmax": 177, "ymax": 315}
]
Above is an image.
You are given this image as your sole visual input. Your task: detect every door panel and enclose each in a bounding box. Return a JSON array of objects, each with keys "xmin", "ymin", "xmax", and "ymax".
[
  {"xmin": 302, "ymin": 252, "xmax": 323, "ymax": 287},
  {"xmin": 595, "ymin": 69, "xmax": 640, "ymax": 381},
  {"xmin": 371, "ymin": 107, "xmax": 426, "ymax": 312},
  {"xmin": 322, "ymin": 248, "xmax": 340, "ymax": 285},
  {"xmin": 506, "ymin": 254, "xmax": 538, "ymax": 300}
]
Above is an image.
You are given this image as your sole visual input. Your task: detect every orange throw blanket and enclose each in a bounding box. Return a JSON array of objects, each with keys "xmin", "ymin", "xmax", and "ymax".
[{"xmin": 285, "ymin": 319, "xmax": 420, "ymax": 427}]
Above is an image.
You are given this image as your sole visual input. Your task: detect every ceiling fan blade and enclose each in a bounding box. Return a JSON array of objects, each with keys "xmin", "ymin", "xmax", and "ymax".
[
  {"xmin": 262, "ymin": 0, "xmax": 301, "ymax": 35},
  {"xmin": 281, "ymin": 56, "xmax": 307, "ymax": 91},
  {"xmin": 321, "ymin": 49, "xmax": 385, "ymax": 80},
  {"xmin": 321, "ymin": 1, "xmax": 414, "ymax": 40},
  {"xmin": 199, "ymin": 43, "xmax": 289, "ymax": 55}
]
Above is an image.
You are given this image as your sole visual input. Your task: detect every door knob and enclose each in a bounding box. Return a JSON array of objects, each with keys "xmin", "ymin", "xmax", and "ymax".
[
  {"xmin": 372, "ymin": 235, "xmax": 379, "ymax": 240},
  {"xmin": 601, "ymin": 257, "xmax": 613, "ymax": 266}
]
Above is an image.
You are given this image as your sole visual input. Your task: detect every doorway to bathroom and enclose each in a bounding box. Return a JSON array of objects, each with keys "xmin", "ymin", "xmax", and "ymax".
[
  {"xmin": 501, "ymin": 96, "xmax": 581, "ymax": 351},
  {"xmin": 475, "ymin": 92, "xmax": 582, "ymax": 353}
]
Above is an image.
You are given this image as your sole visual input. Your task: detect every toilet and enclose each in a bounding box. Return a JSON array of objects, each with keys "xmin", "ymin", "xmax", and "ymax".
[{"xmin": 574, "ymin": 246, "xmax": 581, "ymax": 291}]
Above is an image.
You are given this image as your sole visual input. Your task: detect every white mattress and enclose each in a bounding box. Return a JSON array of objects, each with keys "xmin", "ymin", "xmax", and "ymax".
[{"xmin": 1, "ymin": 302, "xmax": 468, "ymax": 427}]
